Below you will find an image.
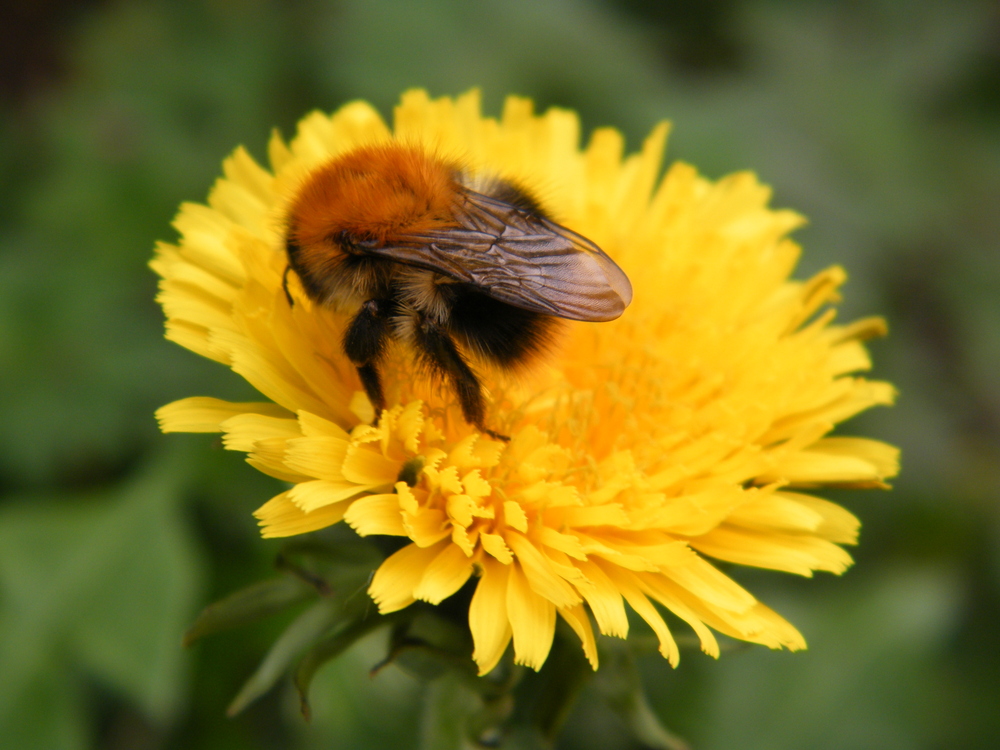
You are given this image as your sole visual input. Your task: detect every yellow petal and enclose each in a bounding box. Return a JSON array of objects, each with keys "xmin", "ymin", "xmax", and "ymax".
[
  {"xmin": 254, "ymin": 491, "xmax": 349, "ymax": 538},
  {"xmin": 808, "ymin": 437, "xmax": 900, "ymax": 479},
  {"xmin": 602, "ymin": 563, "xmax": 678, "ymax": 666},
  {"xmin": 211, "ymin": 328, "xmax": 332, "ymax": 419},
  {"xmin": 762, "ymin": 441, "xmax": 898, "ymax": 487},
  {"xmin": 243, "ymin": 437, "xmax": 298, "ymax": 480},
  {"xmin": 781, "ymin": 492, "xmax": 860, "ymax": 544},
  {"xmin": 559, "ymin": 604, "xmax": 598, "ymax": 670},
  {"xmin": 222, "ymin": 145, "xmax": 274, "ymax": 206},
  {"xmin": 288, "ymin": 480, "xmax": 373, "ymax": 513},
  {"xmin": 470, "ymin": 557, "xmax": 513, "ymax": 675},
  {"xmin": 413, "ymin": 544, "xmax": 475, "ymax": 604},
  {"xmin": 573, "ymin": 532, "xmax": 660, "ymax": 572},
  {"xmin": 636, "ymin": 485, "xmax": 748, "ymax": 536},
  {"xmin": 283, "ymin": 437, "xmax": 350, "ymax": 481},
  {"xmin": 448, "ymin": 434, "xmax": 503, "ymax": 470},
  {"xmin": 348, "ymin": 390, "xmax": 375, "ymax": 425},
  {"xmin": 344, "ymin": 494, "xmax": 406, "ymax": 537},
  {"xmin": 691, "ymin": 526, "xmax": 855, "ymax": 577},
  {"xmin": 506, "ymin": 562, "xmax": 556, "ymax": 670},
  {"xmin": 246, "ymin": 456, "xmax": 311, "ymax": 484},
  {"xmin": 341, "ymin": 444, "xmax": 400, "ymax": 485},
  {"xmin": 446, "ymin": 494, "xmax": 476, "ymax": 528},
  {"xmin": 451, "ymin": 525, "xmax": 477, "ymax": 557},
  {"xmin": 502, "ymin": 501, "xmax": 528, "ymax": 533},
  {"xmin": 163, "ymin": 319, "xmax": 223, "ymax": 363},
  {"xmin": 395, "ymin": 400, "xmax": 425, "ymax": 453},
  {"xmin": 156, "ymin": 397, "xmax": 292, "ymax": 433},
  {"xmin": 537, "ymin": 527, "xmax": 587, "ymax": 560},
  {"xmin": 480, "ymin": 533, "xmax": 513, "ymax": 564},
  {"xmin": 402, "ymin": 507, "xmax": 451, "ymax": 547},
  {"xmin": 395, "ymin": 482, "xmax": 421, "ymax": 515},
  {"xmin": 664, "ymin": 557, "xmax": 758, "ymax": 614},
  {"xmin": 461, "ymin": 469, "xmax": 492, "ymax": 498},
  {"xmin": 557, "ymin": 504, "xmax": 630, "ymax": 528},
  {"xmin": 369, "ymin": 541, "xmax": 449, "ymax": 613},
  {"xmin": 436, "ymin": 466, "xmax": 464, "ymax": 495},
  {"xmin": 170, "ymin": 202, "xmax": 244, "ymax": 286},
  {"xmin": 297, "ymin": 410, "xmax": 351, "ymax": 440},
  {"xmin": 724, "ymin": 489, "xmax": 827, "ymax": 535},
  {"xmin": 221, "ymin": 413, "xmax": 301, "ymax": 452},
  {"xmin": 678, "ymin": 592, "xmax": 806, "ymax": 652},
  {"xmin": 575, "ymin": 559, "xmax": 629, "ymax": 639},
  {"xmin": 506, "ymin": 532, "xmax": 581, "ymax": 609}
]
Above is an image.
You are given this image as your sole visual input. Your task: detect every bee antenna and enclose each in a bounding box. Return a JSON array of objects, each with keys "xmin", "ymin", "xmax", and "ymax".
[{"xmin": 282, "ymin": 265, "xmax": 295, "ymax": 307}]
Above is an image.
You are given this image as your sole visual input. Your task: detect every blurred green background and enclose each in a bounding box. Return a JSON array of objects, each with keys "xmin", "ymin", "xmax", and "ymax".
[{"xmin": 2, "ymin": 0, "xmax": 998, "ymax": 748}]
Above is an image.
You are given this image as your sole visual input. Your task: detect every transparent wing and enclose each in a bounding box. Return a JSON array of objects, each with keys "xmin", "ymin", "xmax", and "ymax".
[{"xmin": 365, "ymin": 190, "xmax": 632, "ymax": 322}]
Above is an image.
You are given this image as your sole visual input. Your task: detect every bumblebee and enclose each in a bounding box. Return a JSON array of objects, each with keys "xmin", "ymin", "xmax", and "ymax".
[{"xmin": 283, "ymin": 144, "xmax": 632, "ymax": 439}]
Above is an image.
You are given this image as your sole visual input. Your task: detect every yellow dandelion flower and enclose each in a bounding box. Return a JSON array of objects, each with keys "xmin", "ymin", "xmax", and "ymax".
[{"xmin": 153, "ymin": 90, "xmax": 898, "ymax": 676}]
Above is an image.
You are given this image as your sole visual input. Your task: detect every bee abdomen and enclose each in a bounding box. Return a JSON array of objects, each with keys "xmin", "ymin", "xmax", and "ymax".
[{"xmin": 447, "ymin": 288, "xmax": 558, "ymax": 369}]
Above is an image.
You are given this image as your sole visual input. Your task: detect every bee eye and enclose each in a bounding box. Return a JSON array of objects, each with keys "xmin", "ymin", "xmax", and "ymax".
[{"xmin": 333, "ymin": 230, "xmax": 379, "ymax": 255}]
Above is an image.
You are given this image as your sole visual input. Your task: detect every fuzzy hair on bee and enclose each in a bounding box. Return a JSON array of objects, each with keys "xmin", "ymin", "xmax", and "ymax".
[{"xmin": 283, "ymin": 143, "xmax": 632, "ymax": 440}]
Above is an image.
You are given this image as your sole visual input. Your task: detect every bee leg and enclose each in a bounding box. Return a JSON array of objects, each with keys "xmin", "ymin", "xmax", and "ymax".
[
  {"xmin": 416, "ymin": 318, "xmax": 510, "ymax": 442},
  {"xmin": 343, "ymin": 299, "xmax": 392, "ymax": 424},
  {"xmin": 355, "ymin": 364, "xmax": 386, "ymax": 425}
]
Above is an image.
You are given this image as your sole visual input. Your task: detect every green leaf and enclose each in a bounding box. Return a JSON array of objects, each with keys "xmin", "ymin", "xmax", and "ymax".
[
  {"xmin": 0, "ymin": 447, "xmax": 203, "ymax": 732},
  {"xmin": 184, "ymin": 575, "xmax": 315, "ymax": 646},
  {"xmin": 0, "ymin": 670, "xmax": 88, "ymax": 750}
]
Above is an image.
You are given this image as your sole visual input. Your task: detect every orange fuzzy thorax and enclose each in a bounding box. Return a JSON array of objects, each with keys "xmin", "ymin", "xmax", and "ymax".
[{"xmin": 289, "ymin": 145, "xmax": 458, "ymax": 254}]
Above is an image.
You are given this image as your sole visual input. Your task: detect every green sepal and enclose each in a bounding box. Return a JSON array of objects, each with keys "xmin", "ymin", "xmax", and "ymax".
[
  {"xmin": 227, "ymin": 597, "xmax": 344, "ymax": 716},
  {"xmin": 278, "ymin": 529, "xmax": 385, "ymax": 570},
  {"xmin": 375, "ymin": 608, "xmax": 477, "ymax": 683},
  {"xmin": 416, "ymin": 648, "xmax": 522, "ymax": 750},
  {"xmin": 276, "ymin": 528, "xmax": 384, "ymax": 588},
  {"xmin": 507, "ymin": 620, "xmax": 594, "ymax": 744},
  {"xmin": 419, "ymin": 672, "xmax": 516, "ymax": 750},
  {"xmin": 294, "ymin": 609, "xmax": 407, "ymax": 720},
  {"xmin": 591, "ymin": 638, "xmax": 689, "ymax": 750},
  {"xmin": 183, "ymin": 575, "xmax": 315, "ymax": 647},
  {"xmin": 417, "ymin": 623, "xmax": 590, "ymax": 748}
]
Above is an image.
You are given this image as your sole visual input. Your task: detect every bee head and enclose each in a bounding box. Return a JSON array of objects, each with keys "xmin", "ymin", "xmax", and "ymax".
[{"xmin": 288, "ymin": 144, "xmax": 458, "ymax": 256}]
